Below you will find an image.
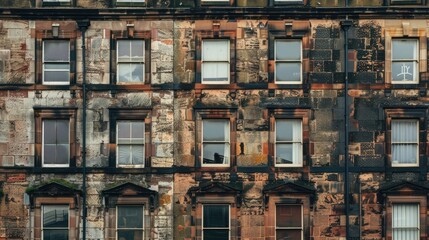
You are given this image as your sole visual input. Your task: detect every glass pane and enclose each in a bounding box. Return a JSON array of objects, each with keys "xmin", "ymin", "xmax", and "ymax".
[
  {"xmin": 56, "ymin": 120, "xmax": 69, "ymax": 144},
  {"xmin": 203, "ymin": 120, "xmax": 229, "ymax": 141},
  {"xmin": 44, "ymin": 70, "xmax": 69, "ymax": 83},
  {"xmin": 118, "ymin": 145, "xmax": 131, "ymax": 165},
  {"xmin": 118, "ymin": 122, "xmax": 131, "ymax": 140},
  {"xmin": 276, "ymin": 119, "xmax": 301, "ymax": 142},
  {"xmin": 275, "ymin": 40, "xmax": 301, "ymax": 61},
  {"xmin": 131, "ymin": 145, "xmax": 145, "ymax": 165},
  {"xmin": 392, "ymin": 39, "xmax": 417, "ymax": 60},
  {"xmin": 43, "ymin": 229, "xmax": 68, "ymax": 240},
  {"xmin": 44, "ymin": 64, "xmax": 70, "ymax": 70},
  {"xmin": 56, "ymin": 144, "xmax": 70, "ymax": 164},
  {"xmin": 118, "ymin": 41, "xmax": 131, "ymax": 60},
  {"xmin": 202, "ymin": 40, "xmax": 229, "ymax": 61},
  {"xmin": 43, "ymin": 205, "xmax": 68, "ymax": 228},
  {"xmin": 203, "ymin": 230, "xmax": 229, "ymax": 240},
  {"xmin": 276, "ymin": 205, "xmax": 302, "ymax": 227},
  {"xmin": 393, "ymin": 229, "xmax": 419, "ymax": 240},
  {"xmin": 392, "ymin": 62, "xmax": 417, "ymax": 82},
  {"xmin": 276, "ymin": 143, "xmax": 294, "ymax": 164},
  {"xmin": 44, "ymin": 41, "xmax": 69, "ymax": 62},
  {"xmin": 276, "ymin": 62, "xmax": 301, "ymax": 82},
  {"xmin": 203, "ymin": 143, "xmax": 229, "ymax": 164},
  {"xmin": 43, "ymin": 145, "xmax": 57, "ymax": 164},
  {"xmin": 117, "ymin": 230, "xmax": 143, "ymax": 240},
  {"xmin": 276, "ymin": 230, "xmax": 302, "ymax": 240},
  {"xmin": 44, "ymin": 120, "xmax": 56, "ymax": 144},
  {"xmin": 131, "ymin": 41, "xmax": 144, "ymax": 59},
  {"xmin": 117, "ymin": 206, "xmax": 144, "ymax": 228},
  {"xmin": 203, "ymin": 205, "xmax": 229, "ymax": 227},
  {"xmin": 392, "ymin": 120, "xmax": 418, "ymax": 143},
  {"xmin": 131, "ymin": 122, "xmax": 145, "ymax": 139},
  {"xmin": 202, "ymin": 62, "xmax": 229, "ymax": 82},
  {"xmin": 118, "ymin": 64, "xmax": 144, "ymax": 82},
  {"xmin": 392, "ymin": 144, "xmax": 418, "ymax": 164},
  {"xmin": 393, "ymin": 204, "xmax": 419, "ymax": 240}
]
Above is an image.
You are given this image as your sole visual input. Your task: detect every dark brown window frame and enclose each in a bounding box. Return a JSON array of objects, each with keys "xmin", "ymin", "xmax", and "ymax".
[
  {"xmin": 195, "ymin": 26, "xmax": 236, "ymax": 85},
  {"xmin": 268, "ymin": 21, "xmax": 310, "ymax": 88},
  {"xmin": 109, "ymin": 108, "xmax": 152, "ymax": 168},
  {"xmin": 268, "ymin": 108, "xmax": 311, "ymax": 170},
  {"xmin": 384, "ymin": 108, "xmax": 427, "ymax": 169},
  {"xmin": 110, "ymin": 30, "xmax": 151, "ymax": 85},
  {"xmin": 195, "ymin": 108, "xmax": 237, "ymax": 170},
  {"xmin": 34, "ymin": 107, "xmax": 77, "ymax": 168},
  {"xmin": 35, "ymin": 29, "xmax": 76, "ymax": 85}
]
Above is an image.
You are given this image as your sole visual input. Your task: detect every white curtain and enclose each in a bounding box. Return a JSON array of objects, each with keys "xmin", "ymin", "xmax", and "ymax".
[
  {"xmin": 393, "ymin": 204, "xmax": 419, "ymax": 240},
  {"xmin": 392, "ymin": 120, "xmax": 418, "ymax": 164}
]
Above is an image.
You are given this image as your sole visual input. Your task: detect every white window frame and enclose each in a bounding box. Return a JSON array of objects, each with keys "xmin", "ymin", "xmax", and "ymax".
[
  {"xmin": 274, "ymin": 119, "xmax": 303, "ymax": 167},
  {"xmin": 391, "ymin": 0, "xmax": 421, "ymax": 4},
  {"xmin": 42, "ymin": 119, "xmax": 70, "ymax": 168},
  {"xmin": 391, "ymin": 39, "xmax": 419, "ymax": 84},
  {"xmin": 42, "ymin": 40, "xmax": 70, "ymax": 85},
  {"xmin": 202, "ymin": 204, "xmax": 230, "ymax": 240},
  {"xmin": 42, "ymin": 205, "xmax": 69, "ymax": 240},
  {"xmin": 274, "ymin": 39, "xmax": 302, "ymax": 84},
  {"xmin": 43, "ymin": 0, "xmax": 70, "ymax": 2},
  {"xmin": 392, "ymin": 203, "xmax": 420, "ymax": 240},
  {"xmin": 201, "ymin": 119, "xmax": 230, "ymax": 167},
  {"xmin": 116, "ymin": 40, "xmax": 145, "ymax": 83},
  {"xmin": 275, "ymin": 204, "xmax": 303, "ymax": 240},
  {"xmin": 391, "ymin": 119, "xmax": 419, "ymax": 167},
  {"xmin": 116, "ymin": 205, "xmax": 145, "ymax": 240},
  {"xmin": 274, "ymin": 0, "xmax": 303, "ymax": 2},
  {"xmin": 116, "ymin": 121, "xmax": 145, "ymax": 168},
  {"xmin": 201, "ymin": 39, "xmax": 230, "ymax": 84}
]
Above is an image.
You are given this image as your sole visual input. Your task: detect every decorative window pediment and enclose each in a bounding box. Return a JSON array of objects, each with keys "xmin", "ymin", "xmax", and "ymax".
[
  {"xmin": 27, "ymin": 181, "xmax": 81, "ymax": 207},
  {"xmin": 102, "ymin": 182, "xmax": 158, "ymax": 210},
  {"xmin": 379, "ymin": 181, "xmax": 429, "ymax": 197},
  {"xmin": 188, "ymin": 181, "xmax": 242, "ymax": 208},
  {"xmin": 263, "ymin": 180, "xmax": 316, "ymax": 207}
]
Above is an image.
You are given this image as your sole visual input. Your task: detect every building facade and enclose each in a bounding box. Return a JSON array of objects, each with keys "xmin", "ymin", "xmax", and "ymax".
[{"xmin": 0, "ymin": 0, "xmax": 429, "ymax": 239}]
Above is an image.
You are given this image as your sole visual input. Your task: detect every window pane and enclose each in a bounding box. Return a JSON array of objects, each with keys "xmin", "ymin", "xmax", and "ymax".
[
  {"xmin": 56, "ymin": 144, "xmax": 70, "ymax": 164},
  {"xmin": 44, "ymin": 68, "xmax": 70, "ymax": 83},
  {"xmin": 56, "ymin": 120, "xmax": 69, "ymax": 144},
  {"xmin": 118, "ymin": 63, "xmax": 144, "ymax": 82},
  {"xmin": 276, "ymin": 230, "xmax": 302, "ymax": 240},
  {"xmin": 392, "ymin": 62, "xmax": 417, "ymax": 82},
  {"xmin": 117, "ymin": 206, "xmax": 144, "ymax": 228},
  {"xmin": 44, "ymin": 41, "xmax": 69, "ymax": 62},
  {"xmin": 117, "ymin": 230, "xmax": 143, "ymax": 240},
  {"xmin": 276, "ymin": 119, "xmax": 301, "ymax": 142},
  {"xmin": 118, "ymin": 145, "xmax": 131, "ymax": 165},
  {"xmin": 276, "ymin": 143, "xmax": 302, "ymax": 165},
  {"xmin": 203, "ymin": 205, "xmax": 229, "ymax": 227},
  {"xmin": 131, "ymin": 122, "xmax": 145, "ymax": 140},
  {"xmin": 276, "ymin": 62, "xmax": 301, "ymax": 82},
  {"xmin": 44, "ymin": 120, "xmax": 57, "ymax": 144},
  {"xmin": 118, "ymin": 122, "xmax": 131, "ymax": 140},
  {"xmin": 392, "ymin": 39, "xmax": 417, "ymax": 60},
  {"xmin": 275, "ymin": 40, "xmax": 301, "ymax": 61},
  {"xmin": 392, "ymin": 144, "xmax": 418, "ymax": 164},
  {"xmin": 203, "ymin": 40, "xmax": 229, "ymax": 61},
  {"xmin": 44, "ymin": 64, "xmax": 70, "ymax": 70},
  {"xmin": 131, "ymin": 145, "xmax": 145, "ymax": 165},
  {"xmin": 202, "ymin": 62, "xmax": 229, "ymax": 82},
  {"xmin": 43, "ymin": 205, "xmax": 68, "ymax": 228},
  {"xmin": 203, "ymin": 143, "xmax": 229, "ymax": 164},
  {"xmin": 43, "ymin": 145, "xmax": 57, "ymax": 164},
  {"xmin": 203, "ymin": 230, "xmax": 229, "ymax": 240},
  {"xmin": 203, "ymin": 120, "xmax": 229, "ymax": 141},
  {"xmin": 276, "ymin": 205, "xmax": 302, "ymax": 228},
  {"xmin": 131, "ymin": 41, "xmax": 144, "ymax": 59},
  {"xmin": 392, "ymin": 120, "xmax": 418, "ymax": 143},
  {"xmin": 393, "ymin": 204, "xmax": 419, "ymax": 240},
  {"xmin": 118, "ymin": 41, "xmax": 131, "ymax": 60},
  {"xmin": 43, "ymin": 230, "xmax": 68, "ymax": 240}
]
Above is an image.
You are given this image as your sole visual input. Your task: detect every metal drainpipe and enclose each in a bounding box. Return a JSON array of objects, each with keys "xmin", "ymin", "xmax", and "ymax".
[
  {"xmin": 77, "ymin": 19, "xmax": 90, "ymax": 240},
  {"xmin": 340, "ymin": 18, "xmax": 352, "ymax": 239}
]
